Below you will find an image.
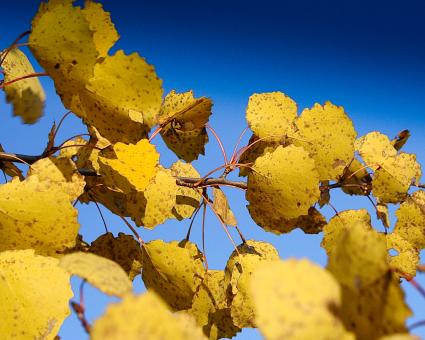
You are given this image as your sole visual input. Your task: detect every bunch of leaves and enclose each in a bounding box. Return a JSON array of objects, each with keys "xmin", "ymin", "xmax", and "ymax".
[{"xmin": 0, "ymin": 0, "xmax": 424, "ymax": 339}]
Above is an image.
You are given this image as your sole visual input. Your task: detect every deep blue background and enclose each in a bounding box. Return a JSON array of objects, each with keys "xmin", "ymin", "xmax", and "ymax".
[{"xmin": 1, "ymin": 1, "xmax": 425, "ymax": 339}]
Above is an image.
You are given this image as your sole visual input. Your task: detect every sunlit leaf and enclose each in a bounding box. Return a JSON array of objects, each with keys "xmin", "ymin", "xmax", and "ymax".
[
  {"xmin": 372, "ymin": 153, "xmax": 421, "ymax": 203},
  {"xmin": 91, "ymin": 291, "xmax": 207, "ymax": 340},
  {"xmin": 0, "ymin": 249, "xmax": 73, "ymax": 339},
  {"xmin": 0, "ymin": 176, "xmax": 80, "ymax": 256},
  {"xmin": 99, "ymin": 139, "xmax": 159, "ymax": 193},
  {"xmin": 142, "ymin": 240, "xmax": 205, "ymax": 310},
  {"xmin": 186, "ymin": 270, "xmax": 241, "ymax": 340},
  {"xmin": 246, "ymin": 145, "xmax": 320, "ymax": 231},
  {"xmin": 251, "ymin": 259, "xmax": 354, "ymax": 340},
  {"xmin": 79, "ymin": 50, "xmax": 163, "ymax": 143},
  {"xmin": 246, "ymin": 92, "xmax": 297, "ymax": 141},
  {"xmin": 224, "ymin": 240, "xmax": 279, "ymax": 328},
  {"xmin": 170, "ymin": 161, "xmax": 202, "ymax": 220},
  {"xmin": 1, "ymin": 47, "xmax": 45, "ymax": 123},
  {"xmin": 27, "ymin": 156, "xmax": 85, "ymax": 201},
  {"xmin": 159, "ymin": 90, "xmax": 212, "ymax": 131},
  {"xmin": 82, "ymin": 0, "xmax": 119, "ymax": 57},
  {"xmin": 294, "ymin": 101, "xmax": 357, "ymax": 180},
  {"xmin": 59, "ymin": 251, "xmax": 132, "ymax": 297},
  {"xmin": 355, "ymin": 131, "xmax": 397, "ymax": 169}
]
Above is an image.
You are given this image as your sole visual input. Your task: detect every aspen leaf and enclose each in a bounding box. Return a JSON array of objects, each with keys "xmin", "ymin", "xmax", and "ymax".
[
  {"xmin": 0, "ymin": 176, "xmax": 80, "ymax": 256},
  {"xmin": 212, "ymin": 187, "xmax": 237, "ymax": 226},
  {"xmin": 0, "ymin": 249, "xmax": 73, "ymax": 340},
  {"xmin": 142, "ymin": 240, "xmax": 205, "ymax": 310},
  {"xmin": 387, "ymin": 192, "xmax": 425, "ymax": 277},
  {"xmin": 224, "ymin": 240, "xmax": 279, "ymax": 328},
  {"xmin": 161, "ymin": 126, "xmax": 208, "ymax": 162},
  {"xmin": 238, "ymin": 134, "xmax": 280, "ymax": 177},
  {"xmin": 294, "ymin": 101, "xmax": 357, "ymax": 180},
  {"xmin": 128, "ymin": 168, "xmax": 178, "ymax": 228},
  {"xmin": 90, "ymin": 232, "xmax": 143, "ymax": 281},
  {"xmin": 27, "ymin": 157, "xmax": 85, "ymax": 201},
  {"xmin": 98, "ymin": 139, "xmax": 159, "ymax": 193},
  {"xmin": 372, "ymin": 153, "xmax": 421, "ymax": 203},
  {"xmin": 1, "ymin": 47, "xmax": 45, "ymax": 123},
  {"xmin": 393, "ymin": 192, "xmax": 425, "ymax": 249},
  {"xmin": 251, "ymin": 259, "xmax": 354, "ymax": 340},
  {"xmin": 79, "ymin": 50, "xmax": 163, "ymax": 143},
  {"xmin": 187, "ymin": 270, "xmax": 241, "ymax": 340},
  {"xmin": 91, "ymin": 291, "xmax": 207, "ymax": 340},
  {"xmin": 81, "ymin": 0, "xmax": 119, "ymax": 57},
  {"xmin": 170, "ymin": 161, "xmax": 202, "ymax": 220},
  {"xmin": 322, "ymin": 209, "xmax": 372, "ymax": 257},
  {"xmin": 327, "ymin": 222, "xmax": 388, "ymax": 290},
  {"xmin": 355, "ymin": 131, "xmax": 397, "ymax": 169},
  {"xmin": 59, "ymin": 251, "xmax": 132, "ymax": 297},
  {"xmin": 246, "ymin": 92, "xmax": 297, "ymax": 140},
  {"xmin": 29, "ymin": 0, "xmax": 98, "ymax": 90},
  {"xmin": 159, "ymin": 90, "xmax": 213, "ymax": 131},
  {"xmin": 390, "ymin": 129, "xmax": 411, "ymax": 151},
  {"xmin": 339, "ymin": 273, "xmax": 411, "ymax": 339},
  {"xmin": 246, "ymin": 145, "xmax": 320, "ymax": 230},
  {"xmin": 386, "ymin": 233, "xmax": 419, "ymax": 278}
]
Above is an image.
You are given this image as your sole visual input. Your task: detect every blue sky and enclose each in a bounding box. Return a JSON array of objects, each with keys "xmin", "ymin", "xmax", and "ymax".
[{"xmin": 1, "ymin": 1, "xmax": 425, "ymax": 339}]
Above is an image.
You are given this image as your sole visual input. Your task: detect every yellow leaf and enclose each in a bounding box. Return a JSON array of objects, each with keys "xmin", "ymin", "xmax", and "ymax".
[
  {"xmin": 251, "ymin": 259, "xmax": 354, "ymax": 340},
  {"xmin": 373, "ymin": 153, "xmax": 421, "ymax": 203},
  {"xmin": 246, "ymin": 92, "xmax": 297, "ymax": 141},
  {"xmin": 187, "ymin": 270, "xmax": 241, "ymax": 340},
  {"xmin": 327, "ymin": 222, "xmax": 388, "ymax": 290},
  {"xmin": 91, "ymin": 291, "xmax": 207, "ymax": 340},
  {"xmin": 246, "ymin": 145, "xmax": 320, "ymax": 230},
  {"xmin": 59, "ymin": 251, "xmax": 132, "ymax": 297},
  {"xmin": 379, "ymin": 335, "xmax": 420, "ymax": 340},
  {"xmin": 377, "ymin": 202, "xmax": 390, "ymax": 228},
  {"xmin": 339, "ymin": 273, "xmax": 411, "ymax": 339},
  {"xmin": 128, "ymin": 167, "xmax": 178, "ymax": 228},
  {"xmin": 161, "ymin": 126, "xmax": 209, "ymax": 162},
  {"xmin": 159, "ymin": 90, "xmax": 213, "ymax": 131},
  {"xmin": 224, "ymin": 240, "xmax": 279, "ymax": 328},
  {"xmin": 1, "ymin": 47, "xmax": 45, "ymax": 123},
  {"xmin": 0, "ymin": 176, "xmax": 80, "ymax": 256},
  {"xmin": 322, "ymin": 209, "xmax": 372, "ymax": 257},
  {"xmin": 90, "ymin": 232, "xmax": 143, "ymax": 281},
  {"xmin": 238, "ymin": 134, "xmax": 280, "ymax": 177},
  {"xmin": 29, "ymin": 0, "xmax": 98, "ymax": 90},
  {"xmin": 355, "ymin": 131, "xmax": 397, "ymax": 169},
  {"xmin": 170, "ymin": 161, "xmax": 202, "ymax": 220},
  {"xmin": 142, "ymin": 240, "xmax": 205, "ymax": 310},
  {"xmin": 386, "ymin": 233, "xmax": 419, "ymax": 278},
  {"xmin": 0, "ymin": 249, "xmax": 73, "ymax": 340},
  {"xmin": 82, "ymin": 0, "xmax": 119, "ymax": 57},
  {"xmin": 212, "ymin": 187, "xmax": 237, "ymax": 226},
  {"xmin": 27, "ymin": 157, "xmax": 85, "ymax": 201},
  {"xmin": 99, "ymin": 139, "xmax": 159, "ymax": 193},
  {"xmin": 294, "ymin": 101, "xmax": 357, "ymax": 180},
  {"xmin": 79, "ymin": 50, "xmax": 163, "ymax": 143}
]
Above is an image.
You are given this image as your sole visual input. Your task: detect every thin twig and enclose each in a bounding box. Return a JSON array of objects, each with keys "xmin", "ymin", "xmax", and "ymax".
[
  {"xmin": 176, "ymin": 177, "xmax": 247, "ymax": 190},
  {"xmin": 206, "ymin": 124, "xmax": 228, "ymax": 165},
  {"xmin": 0, "ymin": 72, "xmax": 48, "ymax": 89}
]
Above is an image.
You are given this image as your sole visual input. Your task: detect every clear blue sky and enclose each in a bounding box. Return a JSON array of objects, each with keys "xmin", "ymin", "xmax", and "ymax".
[{"xmin": 1, "ymin": 1, "xmax": 425, "ymax": 339}]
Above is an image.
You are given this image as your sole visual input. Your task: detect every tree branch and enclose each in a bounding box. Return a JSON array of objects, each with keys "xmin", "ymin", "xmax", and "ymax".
[
  {"xmin": 0, "ymin": 152, "xmax": 248, "ymax": 190},
  {"xmin": 176, "ymin": 176, "xmax": 247, "ymax": 190}
]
